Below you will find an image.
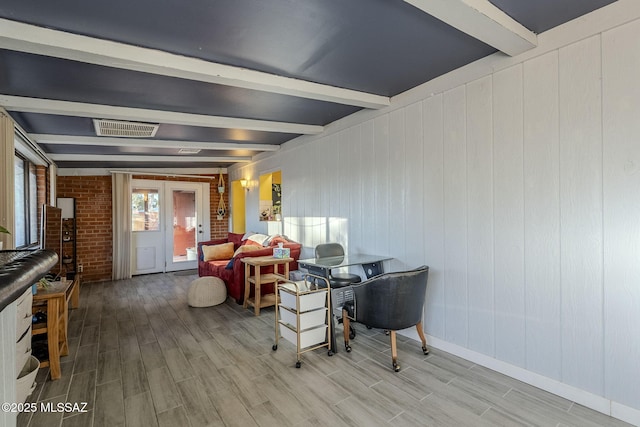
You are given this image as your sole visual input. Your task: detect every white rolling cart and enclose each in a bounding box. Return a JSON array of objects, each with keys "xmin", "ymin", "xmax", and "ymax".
[{"xmin": 272, "ymin": 275, "xmax": 333, "ymax": 367}]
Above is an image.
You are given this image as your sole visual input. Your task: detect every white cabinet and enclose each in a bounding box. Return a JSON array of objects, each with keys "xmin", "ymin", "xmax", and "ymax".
[
  {"xmin": 14, "ymin": 287, "xmax": 38, "ymax": 404},
  {"xmin": 273, "ymin": 278, "xmax": 332, "ymax": 368}
]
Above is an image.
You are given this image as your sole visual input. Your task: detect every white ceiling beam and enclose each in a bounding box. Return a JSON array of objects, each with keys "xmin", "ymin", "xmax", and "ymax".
[
  {"xmin": 0, "ymin": 18, "xmax": 389, "ymax": 109},
  {"xmin": 49, "ymin": 154, "xmax": 251, "ymax": 163},
  {"xmin": 403, "ymin": 0, "xmax": 537, "ymax": 56},
  {"xmin": 0, "ymin": 95, "xmax": 323, "ymax": 135},
  {"xmin": 57, "ymin": 167, "xmax": 228, "ymax": 176},
  {"xmin": 30, "ymin": 134, "xmax": 280, "ymax": 152}
]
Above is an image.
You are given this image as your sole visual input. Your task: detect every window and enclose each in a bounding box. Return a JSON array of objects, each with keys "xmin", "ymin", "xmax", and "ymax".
[
  {"xmin": 132, "ymin": 188, "xmax": 160, "ymax": 231},
  {"xmin": 14, "ymin": 152, "xmax": 38, "ymax": 248}
]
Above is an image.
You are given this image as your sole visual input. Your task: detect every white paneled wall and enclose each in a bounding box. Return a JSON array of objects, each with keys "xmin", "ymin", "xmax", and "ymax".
[
  {"xmin": 602, "ymin": 19, "xmax": 640, "ymax": 412},
  {"xmin": 523, "ymin": 51, "xmax": 562, "ymax": 382},
  {"xmin": 466, "ymin": 75, "xmax": 494, "ymax": 357},
  {"xmin": 559, "ymin": 35, "xmax": 604, "ymax": 396},
  {"xmin": 493, "ymin": 64, "xmax": 526, "ymax": 368},
  {"xmin": 232, "ymin": 8, "xmax": 640, "ymax": 422}
]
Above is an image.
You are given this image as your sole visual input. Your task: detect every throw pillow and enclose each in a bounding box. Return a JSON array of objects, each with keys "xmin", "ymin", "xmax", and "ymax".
[
  {"xmin": 202, "ymin": 242, "xmax": 234, "ymax": 261},
  {"xmin": 268, "ymin": 236, "xmax": 289, "ymax": 246},
  {"xmin": 232, "ymin": 245, "xmax": 263, "ymax": 257},
  {"xmin": 244, "ymin": 233, "xmax": 269, "ymax": 246},
  {"xmin": 225, "ymin": 244, "xmax": 264, "ymax": 269},
  {"xmin": 242, "ymin": 231, "xmax": 257, "ymax": 241}
]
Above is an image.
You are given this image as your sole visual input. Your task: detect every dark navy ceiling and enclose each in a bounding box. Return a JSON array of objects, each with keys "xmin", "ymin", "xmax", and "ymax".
[{"xmin": 0, "ymin": 0, "xmax": 617, "ymax": 170}]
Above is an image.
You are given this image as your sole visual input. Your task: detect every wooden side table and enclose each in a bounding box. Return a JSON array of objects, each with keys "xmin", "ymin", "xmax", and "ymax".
[
  {"xmin": 242, "ymin": 256, "xmax": 293, "ymax": 316},
  {"xmin": 32, "ymin": 277, "xmax": 78, "ymax": 380}
]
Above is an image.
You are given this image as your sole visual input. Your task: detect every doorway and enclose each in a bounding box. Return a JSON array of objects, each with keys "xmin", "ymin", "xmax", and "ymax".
[{"xmin": 131, "ymin": 179, "xmax": 210, "ymax": 275}]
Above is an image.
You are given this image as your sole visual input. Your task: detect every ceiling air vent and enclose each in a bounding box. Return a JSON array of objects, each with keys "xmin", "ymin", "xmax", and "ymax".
[{"xmin": 93, "ymin": 119, "xmax": 159, "ymax": 138}]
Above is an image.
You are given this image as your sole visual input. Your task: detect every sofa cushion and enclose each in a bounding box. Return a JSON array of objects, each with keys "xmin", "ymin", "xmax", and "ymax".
[
  {"xmin": 202, "ymin": 242, "xmax": 234, "ymax": 261},
  {"xmin": 201, "ymin": 259, "xmax": 234, "ymax": 283}
]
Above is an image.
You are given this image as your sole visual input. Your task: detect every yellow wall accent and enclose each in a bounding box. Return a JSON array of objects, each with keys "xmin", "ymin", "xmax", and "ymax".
[
  {"xmin": 259, "ymin": 172, "xmax": 273, "ymax": 201},
  {"xmin": 231, "ymin": 180, "xmax": 246, "ymax": 234}
]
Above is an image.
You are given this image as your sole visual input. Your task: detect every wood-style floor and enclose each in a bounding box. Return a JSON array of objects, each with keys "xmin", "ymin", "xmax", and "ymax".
[{"xmin": 18, "ymin": 272, "xmax": 631, "ymax": 427}]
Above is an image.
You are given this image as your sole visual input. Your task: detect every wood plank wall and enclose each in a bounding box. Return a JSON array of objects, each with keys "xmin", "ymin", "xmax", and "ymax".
[{"xmin": 232, "ymin": 11, "xmax": 640, "ymax": 420}]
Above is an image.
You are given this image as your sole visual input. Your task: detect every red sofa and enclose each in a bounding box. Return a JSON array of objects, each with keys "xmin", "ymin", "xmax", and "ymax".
[{"xmin": 197, "ymin": 232, "xmax": 302, "ymax": 304}]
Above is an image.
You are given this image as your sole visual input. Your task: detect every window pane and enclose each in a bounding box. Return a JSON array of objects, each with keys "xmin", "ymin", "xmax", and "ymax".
[
  {"xmin": 29, "ymin": 164, "xmax": 38, "ymax": 245},
  {"xmin": 172, "ymin": 190, "xmax": 196, "ymax": 261},
  {"xmin": 14, "ymin": 155, "xmax": 26, "ymax": 247},
  {"xmin": 132, "ymin": 188, "xmax": 160, "ymax": 231}
]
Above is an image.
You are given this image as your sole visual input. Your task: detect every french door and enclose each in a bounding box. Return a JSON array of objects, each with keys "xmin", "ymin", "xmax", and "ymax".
[{"xmin": 131, "ymin": 179, "xmax": 210, "ymax": 275}]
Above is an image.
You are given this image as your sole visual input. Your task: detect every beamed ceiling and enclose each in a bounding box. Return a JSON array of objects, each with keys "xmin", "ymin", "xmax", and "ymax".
[{"xmin": 0, "ymin": 0, "xmax": 616, "ymax": 171}]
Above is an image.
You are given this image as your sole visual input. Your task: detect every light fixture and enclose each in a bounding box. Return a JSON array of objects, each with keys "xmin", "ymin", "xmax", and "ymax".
[{"xmin": 240, "ymin": 179, "xmax": 249, "ymax": 191}]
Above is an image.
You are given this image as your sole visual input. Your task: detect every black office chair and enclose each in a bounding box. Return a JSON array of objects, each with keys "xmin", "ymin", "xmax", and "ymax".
[
  {"xmin": 342, "ymin": 265, "xmax": 430, "ymax": 372},
  {"xmin": 315, "ymin": 243, "xmax": 362, "ymax": 286}
]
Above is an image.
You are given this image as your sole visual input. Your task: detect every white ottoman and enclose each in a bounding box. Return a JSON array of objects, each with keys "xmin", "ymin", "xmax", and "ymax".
[{"xmin": 188, "ymin": 277, "xmax": 227, "ymax": 307}]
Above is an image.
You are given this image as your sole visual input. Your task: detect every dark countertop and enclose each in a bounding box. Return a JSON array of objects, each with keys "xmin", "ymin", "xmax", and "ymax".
[{"xmin": 0, "ymin": 249, "xmax": 58, "ymax": 313}]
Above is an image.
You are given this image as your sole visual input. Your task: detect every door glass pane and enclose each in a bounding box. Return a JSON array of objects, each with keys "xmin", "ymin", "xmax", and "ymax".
[
  {"xmin": 132, "ymin": 188, "xmax": 160, "ymax": 231},
  {"xmin": 172, "ymin": 190, "xmax": 196, "ymax": 262}
]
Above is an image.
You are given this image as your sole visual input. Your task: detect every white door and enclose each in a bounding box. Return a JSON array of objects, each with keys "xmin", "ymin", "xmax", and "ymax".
[
  {"xmin": 165, "ymin": 181, "xmax": 210, "ymax": 272},
  {"xmin": 131, "ymin": 180, "xmax": 164, "ymax": 275},
  {"xmin": 131, "ymin": 179, "xmax": 210, "ymax": 275}
]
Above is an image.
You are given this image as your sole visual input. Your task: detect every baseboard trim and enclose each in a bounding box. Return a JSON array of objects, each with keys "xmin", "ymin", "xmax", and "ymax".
[{"xmin": 398, "ymin": 330, "xmax": 640, "ymax": 426}]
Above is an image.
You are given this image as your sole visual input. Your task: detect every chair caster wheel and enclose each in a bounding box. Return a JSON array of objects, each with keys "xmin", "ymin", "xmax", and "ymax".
[
  {"xmin": 345, "ymin": 344, "xmax": 352, "ymax": 353},
  {"xmin": 328, "ymin": 350, "xmax": 334, "ymax": 356},
  {"xmin": 295, "ymin": 361, "xmax": 301, "ymax": 368},
  {"xmin": 422, "ymin": 346, "xmax": 429, "ymax": 355},
  {"xmin": 393, "ymin": 362, "xmax": 400, "ymax": 372},
  {"xmin": 272, "ymin": 345, "xmax": 278, "ymax": 351}
]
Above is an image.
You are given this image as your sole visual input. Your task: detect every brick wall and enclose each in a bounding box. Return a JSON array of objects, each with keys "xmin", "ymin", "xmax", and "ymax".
[
  {"xmin": 57, "ymin": 174, "xmax": 230, "ymax": 283},
  {"xmin": 57, "ymin": 176, "xmax": 113, "ymax": 283}
]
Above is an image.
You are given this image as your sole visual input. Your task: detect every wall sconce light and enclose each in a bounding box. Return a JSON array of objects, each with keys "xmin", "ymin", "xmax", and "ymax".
[{"xmin": 240, "ymin": 179, "xmax": 249, "ymax": 191}]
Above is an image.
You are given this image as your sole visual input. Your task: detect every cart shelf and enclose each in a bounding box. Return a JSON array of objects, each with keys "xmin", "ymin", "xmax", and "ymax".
[{"xmin": 273, "ymin": 274, "xmax": 333, "ymax": 367}]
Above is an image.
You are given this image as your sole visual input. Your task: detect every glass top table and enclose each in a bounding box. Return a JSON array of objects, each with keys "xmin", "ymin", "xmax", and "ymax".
[{"xmin": 298, "ymin": 253, "xmax": 392, "ymax": 279}]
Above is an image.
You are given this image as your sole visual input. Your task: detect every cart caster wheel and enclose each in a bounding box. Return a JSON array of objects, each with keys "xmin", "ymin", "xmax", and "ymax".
[
  {"xmin": 295, "ymin": 361, "xmax": 301, "ymax": 368},
  {"xmin": 422, "ymin": 346, "xmax": 429, "ymax": 355},
  {"xmin": 272, "ymin": 344, "xmax": 278, "ymax": 351},
  {"xmin": 345, "ymin": 344, "xmax": 352, "ymax": 353},
  {"xmin": 328, "ymin": 350, "xmax": 334, "ymax": 356},
  {"xmin": 393, "ymin": 362, "xmax": 400, "ymax": 372}
]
